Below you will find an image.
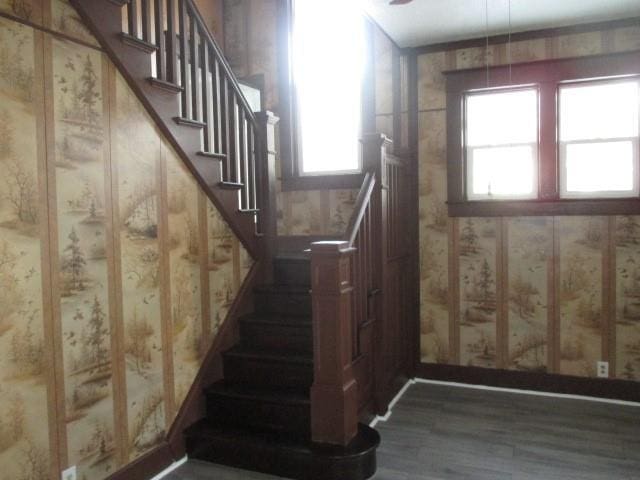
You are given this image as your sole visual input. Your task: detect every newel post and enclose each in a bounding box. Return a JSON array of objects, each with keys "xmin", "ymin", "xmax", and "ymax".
[
  {"xmin": 255, "ymin": 111, "xmax": 279, "ymax": 283},
  {"xmin": 309, "ymin": 241, "xmax": 359, "ymax": 446}
]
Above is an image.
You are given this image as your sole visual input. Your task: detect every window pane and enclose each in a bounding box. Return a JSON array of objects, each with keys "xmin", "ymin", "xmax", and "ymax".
[
  {"xmin": 294, "ymin": 0, "xmax": 364, "ymax": 174},
  {"xmin": 470, "ymin": 145, "xmax": 536, "ymax": 197},
  {"xmin": 564, "ymin": 141, "xmax": 636, "ymax": 194},
  {"xmin": 560, "ymin": 81, "xmax": 639, "ymax": 142},
  {"xmin": 466, "ymin": 89, "xmax": 538, "ymax": 147}
]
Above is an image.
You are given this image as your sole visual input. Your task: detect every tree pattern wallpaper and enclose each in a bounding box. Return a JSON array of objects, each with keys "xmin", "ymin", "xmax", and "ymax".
[
  {"xmin": 0, "ymin": 3, "xmax": 253, "ymax": 479},
  {"xmin": 419, "ymin": 24, "xmax": 640, "ymax": 382}
]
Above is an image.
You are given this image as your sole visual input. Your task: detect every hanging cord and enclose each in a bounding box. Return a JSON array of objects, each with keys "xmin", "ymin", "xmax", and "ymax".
[
  {"xmin": 485, "ymin": 0, "xmax": 490, "ymax": 87},
  {"xmin": 508, "ymin": 0, "xmax": 512, "ymax": 84}
]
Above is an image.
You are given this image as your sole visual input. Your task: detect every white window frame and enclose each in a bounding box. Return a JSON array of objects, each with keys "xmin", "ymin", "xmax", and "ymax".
[
  {"xmin": 463, "ymin": 86, "xmax": 540, "ymax": 201},
  {"xmin": 558, "ymin": 78, "xmax": 640, "ymax": 199}
]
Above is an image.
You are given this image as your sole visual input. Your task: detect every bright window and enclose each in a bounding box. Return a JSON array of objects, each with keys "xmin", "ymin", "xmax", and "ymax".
[
  {"xmin": 292, "ymin": 0, "xmax": 364, "ymax": 175},
  {"xmin": 559, "ymin": 80, "xmax": 640, "ymax": 198},
  {"xmin": 464, "ymin": 88, "xmax": 539, "ymax": 200}
]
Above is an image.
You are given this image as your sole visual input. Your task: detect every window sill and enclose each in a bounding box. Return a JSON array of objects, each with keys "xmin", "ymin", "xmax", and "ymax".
[
  {"xmin": 281, "ymin": 173, "xmax": 365, "ymax": 192},
  {"xmin": 447, "ymin": 197, "xmax": 640, "ymax": 217}
]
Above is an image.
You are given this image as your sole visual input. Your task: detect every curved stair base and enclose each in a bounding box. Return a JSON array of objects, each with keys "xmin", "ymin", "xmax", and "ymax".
[{"xmin": 185, "ymin": 421, "xmax": 380, "ymax": 480}]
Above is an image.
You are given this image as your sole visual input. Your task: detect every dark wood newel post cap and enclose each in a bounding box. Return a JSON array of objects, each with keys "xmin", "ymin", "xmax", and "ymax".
[{"xmin": 255, "ymin": 110, "xmax": 280, "ymax": 125}]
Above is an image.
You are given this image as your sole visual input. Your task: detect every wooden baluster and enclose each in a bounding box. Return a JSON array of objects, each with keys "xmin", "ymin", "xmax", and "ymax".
[
  {"xmin": 228, "ymin": 89, "xmax": 237, "ymax": 182},
  {"xmin": 310, "ymin": 241, "xmax": 358, "ymax": 446},
  {"xmin": 211, "ymin": 59, "xmax": 221, "ymax": 153},
  {"xmin": 141, "ymin": 0, "xmax": 152, "ymax": 43},
  {"xmin": 178, "ymin": 0, "xmax": 190, "ymax": 118},
  {"xmin": 154, "ymin": 0, "xmax": 166, "ymax": 80},
  {"xmin": 166, "ymin": 0, "xmax": 177, "ymax": 83},
  {"xmin": 238, "ymin": 109, "xmax": 247, "ymax": 208},
  {"xmin": 248, "ymin": 123, "xmax": 257, "ymax": 210},
  {"xmin": 127, "ymin": 0, "xmax": 139, "ymax": 37},
  {"xmin": 201, "ymin": 37, "xmax": 211, "ymax": 152},
  {"xmin": 221, "ymin": 76, "xmax": 229, "ymax": 179},
  {"xmin": 189, "ymin": 14, "xmax": 199, "ymax": 121}
]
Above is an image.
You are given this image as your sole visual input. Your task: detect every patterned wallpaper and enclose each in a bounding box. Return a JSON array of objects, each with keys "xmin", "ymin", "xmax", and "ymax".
[
  {"xmin": 418, "ymin": 25, "xmax": 640, "ymax": 382},
  {"xmin": 0, "ymin": 2, "xmax": 251, "ymax": 479},
  {"xmin": 223, "ymin": 0, "xmax": 398, "ymax": 236}
]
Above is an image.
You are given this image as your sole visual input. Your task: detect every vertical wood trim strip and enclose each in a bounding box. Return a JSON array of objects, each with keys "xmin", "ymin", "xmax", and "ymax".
[
  {"xmin": 546, "ymin": 217, "xmax": 556, "ymax": 374},
  {"xmin": 448, "ymin": 217, "xmax": 460, "ymax": 365},
  {"xmin": 159, "ymin": 141, "xmax": 177, "ymax": 424},
  {"xmin": 199, "ymin": 191, "xmax": 211, "ymax": 343},
  {"xmin": 552, "ymin": 217, "xmax": 562, "ymax": 374},
  {"xmin": 498, "ymin": 218, "xmax": 509, "ymax": 369},
  {"xmin": 42, "ymin": 32, "xmax": 69, "ymax": 470},
  {"xmin": 34, "ymin": 29, "xmax": 61, "ymax": 480},
  {"xmin": 106, "ymin": 60, "xmax": 130, "ymax": 466},
  {"xmin": 607, "ymin": 216, "xmax": 617, "ymax": 376}
]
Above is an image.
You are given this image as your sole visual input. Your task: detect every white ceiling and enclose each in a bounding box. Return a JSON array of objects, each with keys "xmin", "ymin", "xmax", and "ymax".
[{"xmin": 364, "ymin": 0, "xmax": 640, "ymax": 48}]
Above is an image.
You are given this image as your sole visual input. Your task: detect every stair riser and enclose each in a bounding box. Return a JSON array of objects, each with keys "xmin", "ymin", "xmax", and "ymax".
[
  {"xmin": 255, "ymin": 291, "xmax": 312, "ymax": 316},
  {"xmin": 186, "ymin": 431, "xmax": 378, "ymax": 480},
  {"xmin": 240, "ymin": 322, "xmax": 312, "ymax": 353},
  {"xmin": 274, "ymin": 260, "xmax": 311, "ymax": 286},
  {"xmin": 223, "ymin": 356, "xmax": 313, "ymax": 389},
  {"xmin": 206, "ymin": 395, "xmax": 310, "ymax": 436}
]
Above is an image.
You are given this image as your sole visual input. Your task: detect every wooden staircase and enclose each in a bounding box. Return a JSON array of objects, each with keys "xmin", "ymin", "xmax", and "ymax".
[
  {"xmin": 185, "ymin": 255, "xmax": 379, "ymax": 480},
  {"xmin": 68, "ymin": 2, "xmax": 388, "ymax": 478}
]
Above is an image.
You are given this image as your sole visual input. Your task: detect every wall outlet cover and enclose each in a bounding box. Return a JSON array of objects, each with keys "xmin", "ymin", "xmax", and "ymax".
[
  {"xmin": 597, "ymin": 361, "xmax": 609, "ymax": 378},
  {"xmin": 62, "ymin": 466, "xmax": 77, "ymax": 480}
]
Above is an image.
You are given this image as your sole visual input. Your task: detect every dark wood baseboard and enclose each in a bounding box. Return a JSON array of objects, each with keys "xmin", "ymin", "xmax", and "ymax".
[
  {"xmin": 108, "ymin": 442, "xmax": 175, "ymax": 480},
  {"xmin": 416, "ymin": 363, "xmax": 640, "ymax": 403}
]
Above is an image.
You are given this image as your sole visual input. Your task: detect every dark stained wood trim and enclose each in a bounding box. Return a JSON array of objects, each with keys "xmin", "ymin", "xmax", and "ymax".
[
  {"xmin": 166, "ymin": 260, "xmax": 262, "ymax": 457},
  {"xmin": 448, "ymin": 198, "xmax": 640, "ymax": 217},
  {"xmin": 407, "ymin": 50, "xmax": 420, "ymax": 376},
  {"xmin": 416, "ymin": 363, "xmax": 640, "ymax": 403},
  {"xmin": 107, "ymin": 442, "xmax": 175, "ymax": 480},
  {"xmin": 407, "ymin": 16, "xmax": 640, "ymax": 56},
  {"xmin": 445, "ymin": 50, "xmax": 640, "ymax": 217}
]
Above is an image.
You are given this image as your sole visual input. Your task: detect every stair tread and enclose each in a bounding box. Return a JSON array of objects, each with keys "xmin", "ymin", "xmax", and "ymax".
[
  {"xmin": 187, "ymin": 418, "xmax": 380, "ymax": 457},
  {"xmin": 240, "ymin": 312, "xmax": 311, "ymax": 325},
  {"xmin": 225, "ymin": 345, "xmax": 312, "ymax": 364},
  {"xmin": 205, "ymin": 380, "xmax": 309, "ymax": 405},
  {"xmin": 275, "ymin": 253, "xmax": 311, "ymax": 261},
  {"xmin": 254, "ymin": 284, "xmax": 311, "ymax": 294}
]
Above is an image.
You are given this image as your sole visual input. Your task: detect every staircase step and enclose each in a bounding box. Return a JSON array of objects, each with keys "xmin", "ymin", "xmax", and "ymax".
[
  {"xmin": 254, "ymin": 284, "xmax": 312, "ymax": 316},
  {"xmin": 205, "ymin": 381, "xmax": 310, "ymax": 437},
  {"xmin": 197, "ymin": 151, "xmax": 227, "ymax": 160},
  {"xmin": 239, "ymin": 208, "xmax": 260, "ymax": 214},
  {"xmin": 174, "ymin": 117, "xmax": 206, "ymax": 128},
  {"xmin": 274, "ymin": 254, "xmax": 311, "ymax": 286},
  {"xmin": 240, "ymin": 313, "xmax": 312, "ymax": 353},
  {"xmin": 223, "ymin": 346, "xmax": 313, "ymax": 389},
  {"xmin": 120, "ymin": 32, "xmax": 158, "ymax": 53},
  {"xmin": 185, "ymin": 420, "xmax": 380, "ymax": 480},
  {"xmin": 147, "ymin": 77, "xmax": 183, "ymax": 93},
  {"xmin": 219, "ymin": 181, "xmax": 244, "ymax": 190},
  {"xmin": 108, "ymin": 0, "xmax": 129, "ymax": 6}
]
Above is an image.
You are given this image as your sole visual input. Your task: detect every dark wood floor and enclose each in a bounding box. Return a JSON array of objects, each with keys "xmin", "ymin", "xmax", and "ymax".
[{"xmin": 164, "ymin": 382, "xmax": 640, "ymax": 480}]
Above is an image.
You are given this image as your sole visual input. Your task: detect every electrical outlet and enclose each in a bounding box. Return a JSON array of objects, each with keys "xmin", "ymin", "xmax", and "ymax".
[
  {"xmin": 597, "ymin": 361, "xmax": 609, "ymax": 378},
  {"xmin": 61, "ymin": 466, "xmax": 76, "ymax": 480}
]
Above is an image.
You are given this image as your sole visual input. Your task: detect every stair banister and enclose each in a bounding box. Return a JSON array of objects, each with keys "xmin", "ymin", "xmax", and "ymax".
[{"xmin": 310, "ymin": 134, "xmax": 391, "ymax": 446}]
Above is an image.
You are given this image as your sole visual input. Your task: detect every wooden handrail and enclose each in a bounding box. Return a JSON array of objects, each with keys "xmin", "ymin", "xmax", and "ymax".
[{"xmin": 343, "ymin": 171, "xmax": 376, "ymax": 246}]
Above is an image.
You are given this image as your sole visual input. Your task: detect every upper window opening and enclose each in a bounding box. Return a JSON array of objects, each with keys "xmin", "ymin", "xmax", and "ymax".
[
  {"xmin": 292, "ymin": 0, "xmax": 365, "ymax": 175},
  {"xmin": 559, "ymin": 79, "xmax": 640, "ymax": 198},
  {"xmin": 464, "ymin": 88, "xmax": 539, "ymax": 200}
]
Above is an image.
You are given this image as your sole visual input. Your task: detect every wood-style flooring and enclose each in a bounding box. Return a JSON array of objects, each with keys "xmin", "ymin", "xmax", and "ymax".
[{"xmin": 164, "ymin": 382, "xmax": 640, "ymax": 480}]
